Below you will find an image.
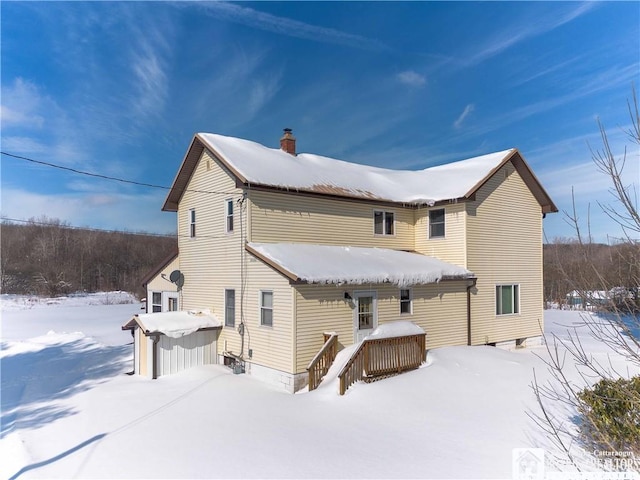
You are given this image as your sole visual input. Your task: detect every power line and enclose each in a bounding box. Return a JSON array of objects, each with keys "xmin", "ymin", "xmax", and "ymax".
[{"xmin": 1, "ymin": 151, "xmax": 237, "ymax": 196}]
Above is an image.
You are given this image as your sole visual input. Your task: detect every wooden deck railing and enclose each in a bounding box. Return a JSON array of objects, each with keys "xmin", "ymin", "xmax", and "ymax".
[
  {"xmin": 307, "ymin": 333, "xmax": 339, "ymax": 391},
  {"xmin": 338, "ymin": 333, "xmax": 426, "ymax": 395}
]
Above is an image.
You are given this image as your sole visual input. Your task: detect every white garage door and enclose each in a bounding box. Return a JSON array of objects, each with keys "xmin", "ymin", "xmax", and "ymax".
[{"xmin": 158, "ymin": 330, "xmax": 218, "ymax": 376}]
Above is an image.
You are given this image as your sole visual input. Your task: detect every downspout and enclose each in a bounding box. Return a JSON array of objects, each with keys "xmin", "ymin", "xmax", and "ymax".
[
  {"xmin": 152, "ymin": 334, "xmax": 161, "ymax": 379},
  {"xmin": 467, "ymin": 278, "xmax": 477, "ymax": 346},
  {"xmin": 130, "ymin": 328, "xmax": 135, "ymax": 375}
]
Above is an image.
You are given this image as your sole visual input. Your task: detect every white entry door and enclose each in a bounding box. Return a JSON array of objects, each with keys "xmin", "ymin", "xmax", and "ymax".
[{"xmin": 354, "ymin": 291, "xmax": 377, "ymax": 343}]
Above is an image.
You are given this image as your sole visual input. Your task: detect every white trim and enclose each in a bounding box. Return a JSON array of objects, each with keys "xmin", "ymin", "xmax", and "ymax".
[
  {"xmin": 151, "ymin": 291, "xmax": 162, "ymax": 313},
  {"xmin": 224, "ymin": 288, "xmax": 236, "ymax": 327},
  {"xmin": 496, "ymin": 284, "xmax": 520, "ymax": 316},
  {"xmin": 428, "ymin": 207, "xmax": 446, "ymax": 239},
  {"xmin": 225, "ymin": 198, "xmax": 234, "ymax": 233},
  {"xmin": 353, "ymin": 290, "xmax": 378, "ymax": 342},
  {"xmin": 189, "ymin": 208, "xmax": 196, "ymax": 238},
  {"xmin": 399, "ymin": 288, "xmax": 413, "ymax": 315},
  {"xmin": 373, "ymin": 209, "xmax": 396, "ymax": 236},
  {"xmin": 259, "ymin": 290, "xmax": 274, "ymax": 327}
]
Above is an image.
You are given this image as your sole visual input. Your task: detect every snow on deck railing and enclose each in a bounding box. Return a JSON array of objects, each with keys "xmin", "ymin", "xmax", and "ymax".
[
  {"xmin": 307, "ymin": 333, "xmax": 339, "ymax": 391},
  {"xmin": 338, "ymin": 332, "xmax": 426, "ymax": 395}
]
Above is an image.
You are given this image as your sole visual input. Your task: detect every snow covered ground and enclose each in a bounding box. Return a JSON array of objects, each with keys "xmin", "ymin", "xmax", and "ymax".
[{"xmin": 1, "ymin": 293, "xmax": 638, "ymax": 479}]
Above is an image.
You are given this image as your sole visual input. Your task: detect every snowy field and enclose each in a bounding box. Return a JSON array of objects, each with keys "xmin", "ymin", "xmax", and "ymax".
[{"xmin": 1, "ymin": 293, "xmax": 638, "ymax": 479}]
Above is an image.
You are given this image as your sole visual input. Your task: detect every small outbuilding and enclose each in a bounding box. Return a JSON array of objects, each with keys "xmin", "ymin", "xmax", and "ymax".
[{"xmin": 122, "ymin": 310, "xmax": 222, "ymax": 379}]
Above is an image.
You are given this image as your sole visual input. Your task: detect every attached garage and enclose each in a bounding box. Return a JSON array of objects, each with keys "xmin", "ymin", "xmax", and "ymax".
[{"xmin": 122, "ymin": 310, "xmax": 222, "ymax": 379}]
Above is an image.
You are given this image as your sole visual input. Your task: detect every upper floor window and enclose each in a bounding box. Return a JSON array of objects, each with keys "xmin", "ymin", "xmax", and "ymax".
[
  {"xmin": 429, "ymin": 208, "xmax": 445, "ymax": 238},
  {"xmin": 496, "ymin": 284, "xmax": 520, "ymax": 315},
  {"xmin": 189, "ymin": 209, "xmax": 196, "ymax": 238},
  {"xmin": 225, "ymin": 289, "xmax": 235, "ymax": 327},
  {"xmin": 400, "ymin": 288, "xmax": 412, "ymax": 314},
  {"xmin": 374, "ymin": 210, "xmax": 395, "ymax": 235},
  {"xmin": 260, "ymin": 290, "xmax": 273, "ymax": 326},
  {"xmin": 226, "ymin": 199, "xmax": 234, "ymax": 233}
]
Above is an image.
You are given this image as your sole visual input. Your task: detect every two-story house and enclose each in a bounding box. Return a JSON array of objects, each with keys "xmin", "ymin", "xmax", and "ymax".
[{"xmin": 129, "ymin": 129, "xmax": 557, "ymax": 392}]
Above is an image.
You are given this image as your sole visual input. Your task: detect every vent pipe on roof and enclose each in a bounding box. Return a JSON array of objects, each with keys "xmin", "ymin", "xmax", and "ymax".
[{"xmin": 280, "ymin": 128, "xmax": 296, "ymax": 156}]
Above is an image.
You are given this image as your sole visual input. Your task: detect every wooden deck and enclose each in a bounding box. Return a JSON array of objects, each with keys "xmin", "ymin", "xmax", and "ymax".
[
  {"xmin": 338, "ymin": 333, "xmax": 426, "ymax": 395},
  {"xmin": 307, "ymin": 332, "xmax": 339, "ymax": 391}
]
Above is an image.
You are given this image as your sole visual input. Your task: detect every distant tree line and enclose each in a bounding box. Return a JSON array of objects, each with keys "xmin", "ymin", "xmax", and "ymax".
[
  {"xmin": 1, "ymin": 217, "xmax": 177, "ymax": 298},
  {"xmin": 544, "ymin": 240, "xmax": 640, "ymax": 310}
]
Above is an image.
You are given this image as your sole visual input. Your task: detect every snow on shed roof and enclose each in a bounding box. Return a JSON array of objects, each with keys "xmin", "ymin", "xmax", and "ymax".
[
  {"xmin": 122, "ymin": 310, "xmax": 222, "ymax": 338},
  {"xmin": 196, "ymin": 133, "xmax": 514, "ymax": 204},
  {"xmin": 247, "ymin": 243, "xmax": 474, "ymax": 288}
]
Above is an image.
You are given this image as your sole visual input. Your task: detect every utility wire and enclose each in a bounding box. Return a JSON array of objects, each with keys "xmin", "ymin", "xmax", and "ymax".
[{"xmin": 1, "ymin": 151, "xmax": 237, "ymax": 196}]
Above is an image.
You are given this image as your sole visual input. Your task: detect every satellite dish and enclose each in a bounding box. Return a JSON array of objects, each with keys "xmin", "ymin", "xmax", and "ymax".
[{"xmin": 168, "ymin": 270, "xmax": 185, "ymax": 291}]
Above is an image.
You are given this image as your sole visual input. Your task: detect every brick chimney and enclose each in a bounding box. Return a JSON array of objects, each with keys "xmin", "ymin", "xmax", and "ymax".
[{"xmin": 280, "ymin": 128, "xmax": 296, "ymax": 156}]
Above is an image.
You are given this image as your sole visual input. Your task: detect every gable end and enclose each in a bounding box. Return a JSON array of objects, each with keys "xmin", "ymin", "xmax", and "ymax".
[{"xmin": 463, "ymin": 149, "xmax": 557, "ymax": 214}]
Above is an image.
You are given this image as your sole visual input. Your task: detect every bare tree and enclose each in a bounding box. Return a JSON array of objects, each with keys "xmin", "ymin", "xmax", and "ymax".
[{"xmin": 532, "ymin": 89, "xmax": 640, "ymax": 472}]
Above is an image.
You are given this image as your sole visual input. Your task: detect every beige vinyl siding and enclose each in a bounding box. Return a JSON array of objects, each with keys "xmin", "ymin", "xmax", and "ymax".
[
  {"xmin": 219, "ymin": 255, "xmax": 294, "ymax": 374},
  {"xmin": 177, "ymin": 149, "xmax": 295, "ymax": 373},
  {"xmin": 249, "ymin": 190, "xmax": 415, "ymax": 250},
  {"xmin": 414, "ymin": 203, "xmax": 467, "ymax": 267},
  {"xmin": 293, "ymin": 281, "xmax": 469, "ymax": 373},
  {"xmin": 146, "ymin": 256, "xmax": 179, "ymax": 292},
  {"xmin": 294, "ymin": 285, "xmax": 353, "ymax": 373},
  {"xmin": 138, "ymin": 328, "xmax": 148, "ymax": 377},
  {"xmin": 466, "ymin": 161, "xmax": 544, "ymax": 344},
  {"xmin": 178, "ymin": 149, "xmax": 245, "ymax": 311}
]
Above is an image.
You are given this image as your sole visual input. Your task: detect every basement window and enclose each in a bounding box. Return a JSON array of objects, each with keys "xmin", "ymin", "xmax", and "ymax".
[
  {"xmin": 374, "ymin": 210, "xmax": 395, "ymax": 235},
  {"xmin": 496, "ymin": 284, "xmax": 520, "ymax": 315}
]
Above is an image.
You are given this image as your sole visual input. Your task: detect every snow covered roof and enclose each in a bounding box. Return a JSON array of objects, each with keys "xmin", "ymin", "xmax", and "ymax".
[
  {"xmin": 246, "ymin": 243, "xmax": 474, "ymax": 287},
  {"xmin": 162, "ymin": 133, "xmax": 558, "ymax": 213},
  {"xmin": 122, "ymin": 310, "xmax": 222, "ymax": 338}
]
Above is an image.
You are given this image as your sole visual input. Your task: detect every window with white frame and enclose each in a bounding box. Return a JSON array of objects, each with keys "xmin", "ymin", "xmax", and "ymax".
[
  {"xmin": 260, "ymin": 291, "xmax": 273, "ymax": 326},
  {"xmin": 189, "ymin": 209, "xmax": 196, "ymax": 238},
  {"xmin": 429, "ymin": 208, "xmax": 445, "ymax": 238},
  {"xmin": 400, "ymin": 288, "xmax": 412, "ymax": 314},
  {"xmin": 374, "ymin": 210, "xmax": 395, "ymax": 235},
  {"xmin": 496, "ymin": 284, "xmax": 520, "ymax": 315},
  {"xmin": 225, "ymin": 289, "xmax": 235, "ymax": 327},
  {"xmin": 151, "ymin": 292, "xmax": 162, "ymax": 313},
  {"xmin": 225, "ymin": 199, "xmax": 234, "ymax": 233},
  {"xmin": 168, "ymin": 297, "xmax": 178, "ymax": 311}
]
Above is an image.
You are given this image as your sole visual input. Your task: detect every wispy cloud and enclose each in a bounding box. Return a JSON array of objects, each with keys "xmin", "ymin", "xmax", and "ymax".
[
  {"xmin": 247, "ymin": 72, "xmax": 283, "ymax": 119},
  {"xmin": 455, "ymin": 62, "xmax": 639, "ymax": 141},
  {"xmin": 462, "ymin": 2, "xmax": 598, "ymax": 67},
  {"xmin": 187, "ymin": 2, "xmax": 391, "ymax": 52},
  {"xmin": 125, "ymin": 9, "xmax": 174, "ymax": 124},
  {"xmin": 453, "ymin": 104, "xmax": 475, "ymax": 129},
  {"xmin": 1, "ymin": 78, "xmax": 46, "ymax": 128},
  {"xmin": 396, "ymin": 70, "xmax": 426, "ymax": 87}
]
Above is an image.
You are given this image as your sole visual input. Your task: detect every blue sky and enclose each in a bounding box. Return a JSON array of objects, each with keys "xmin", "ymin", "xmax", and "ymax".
[{"xmin": 1, "ymin": 1, "xmax": 638, "ymax": 242}]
